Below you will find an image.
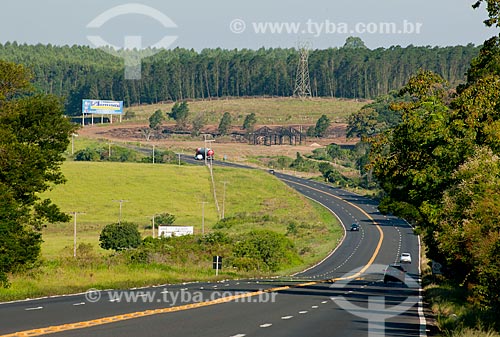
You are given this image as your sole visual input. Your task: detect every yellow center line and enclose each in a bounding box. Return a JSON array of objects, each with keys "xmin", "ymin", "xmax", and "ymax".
[
  {"xmin": 2, "ymin": 179, "xmax": 384, "ymax": 337},
  {"xmin": 279, "ymin": 178, "xmax": 384, "ymax": 282}
]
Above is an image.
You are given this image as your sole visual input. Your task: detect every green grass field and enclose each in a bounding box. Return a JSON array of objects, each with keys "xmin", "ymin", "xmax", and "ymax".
[
  {"xmin": 123, "ymin": 96, "xmax": 367, "ymax": 125},
  {"xmin": 32, "ymin": 161, "xmax": 341, "ymax": 268},
  {"xmin": 0, "ymin": 161, "xmax": 342, "ymax": 301}
]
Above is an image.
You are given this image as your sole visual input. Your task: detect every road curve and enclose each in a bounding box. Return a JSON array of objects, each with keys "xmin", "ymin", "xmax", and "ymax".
[{"xmin": 0, "ymin": 160, "xmax": 426, "ymax": 337}]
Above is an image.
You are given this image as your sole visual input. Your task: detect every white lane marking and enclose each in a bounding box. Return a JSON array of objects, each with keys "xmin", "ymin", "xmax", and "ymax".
[
  {"xmin": 109, "ymin": 298, "xmax": 120, "ymax": 303},
  {"xmin": 321, "ymin": 301, "xmax": 328, "ymax": 304},
  {"xmin": 161, "ymin": 290, "xmax": 169, "ymax": 293},
  {"xmin": 417, "ymin": 233, "xmax": 428, "ymax": 337},
  {"xmin": 312, "ymin": 305, "xmax": 319, "ymax": 309},
  {"xmin": 25, "ymin": 306, "xmax": 43, "ymax": 311},
  {"xmin": 299, "ymin": 310, "xmax": 308, "ymax": 314},
  {"xmin": 281, "ymin": 316, "xmax": 294, "ymax": 320},
  {"xmin": 73, "ymin": 302, "xmax": 85, "ymax": 306},
  {"xmin": 260, "ymin": 323, "xmax": 272, "ymax": 328},
  {"xmin": 230, "ymin": 334, "xmax": 246, "ymax": 337}
]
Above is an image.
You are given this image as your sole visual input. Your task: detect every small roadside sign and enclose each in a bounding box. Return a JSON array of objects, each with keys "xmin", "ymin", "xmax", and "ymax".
[{"xmin": 213, "ymin": 256, "xmax": 222, "ymax": 276}]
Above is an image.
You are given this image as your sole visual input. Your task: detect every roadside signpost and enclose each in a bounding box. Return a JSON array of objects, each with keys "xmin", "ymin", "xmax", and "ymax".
[{"xmin": 213, "ymin": 256, "xmax": 222, "ymax": 276}]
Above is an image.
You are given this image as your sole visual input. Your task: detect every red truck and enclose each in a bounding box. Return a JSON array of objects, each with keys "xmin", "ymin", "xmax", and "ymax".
[{"xmin": 195, "ymin": 148, "xmax": 214, "ymax": 160}]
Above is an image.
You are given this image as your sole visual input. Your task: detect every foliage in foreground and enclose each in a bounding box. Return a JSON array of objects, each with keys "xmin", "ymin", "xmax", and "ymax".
[
  {"xmin": 0, "ymin": 60, "xmax": 76, "ymax": 287},
  {"xmin": 424, "ymin": 276, "xmax": 500, "ymax": 335},
  {"xmin": 369, "ymin": 56, "xmax": 500, "ymax": 314},
  {"xmin": 114, "ymin": 230, "xmax": 300, "ymax": 273}
]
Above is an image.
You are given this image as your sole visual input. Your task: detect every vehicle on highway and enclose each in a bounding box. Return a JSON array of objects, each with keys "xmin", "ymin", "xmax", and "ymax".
[
  {"xmin": 195, "ymin": 147, "xmax": 214, "ymax": 160},
  {"xmin": 383, "ymin": 264, "xmax": 406, "ymax": 283},
  {"xmin": 400, "ymin": 252, "xmax": 412, "ymax": 264},
  {"xmin": 350, "ymin": 223, "xmax": 360, "ymax": 231}
]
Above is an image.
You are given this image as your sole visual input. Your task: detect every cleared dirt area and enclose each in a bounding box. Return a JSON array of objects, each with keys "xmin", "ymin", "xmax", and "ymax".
[{"xmin": 78, "ymin": 121, "xmax": 356, "ymax": 162}]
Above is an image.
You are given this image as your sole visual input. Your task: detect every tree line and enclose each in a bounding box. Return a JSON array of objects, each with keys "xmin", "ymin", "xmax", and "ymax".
[{"xmin": 0, "ymin": 40, "xmax": 479, "ymax": 115}]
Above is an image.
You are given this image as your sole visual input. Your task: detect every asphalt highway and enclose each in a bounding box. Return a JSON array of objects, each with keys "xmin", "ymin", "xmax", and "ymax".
[{"xmin": 0, "ymin": 159, "xmax": 426, "ymax": 337}]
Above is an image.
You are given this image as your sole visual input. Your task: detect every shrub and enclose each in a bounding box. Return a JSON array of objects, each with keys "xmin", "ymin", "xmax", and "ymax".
[
  {"xmin": 99, "ymin": 222, "xmax": 142, "ymax": 251},
  {"xmin": 232, "ymin": 230, "xmax": 299, "ymax": 272},
  {"xmin": 74, "ymin": 147, "xmax": 100, "ymax": 161}
]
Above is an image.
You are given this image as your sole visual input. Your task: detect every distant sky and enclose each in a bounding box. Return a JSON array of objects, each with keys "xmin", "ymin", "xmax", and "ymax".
[{"xmin": 0, "ymin": 0, "xmax": 496, "ymax": 50}]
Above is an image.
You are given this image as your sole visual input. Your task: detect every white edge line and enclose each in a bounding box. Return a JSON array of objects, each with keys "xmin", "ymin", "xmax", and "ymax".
[
  {"xmin": 0, "ymin": 282, "xmax": 201, "ymax": 306},
  {"xmin": 417, "ymin": 233, "xmax": 427, "ymax": 337}
]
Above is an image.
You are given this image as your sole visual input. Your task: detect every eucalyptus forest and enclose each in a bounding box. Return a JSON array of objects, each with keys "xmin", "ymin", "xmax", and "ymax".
[{"xmin": 0, "ymin": 41, "xmax": 479, "ymax": 114}]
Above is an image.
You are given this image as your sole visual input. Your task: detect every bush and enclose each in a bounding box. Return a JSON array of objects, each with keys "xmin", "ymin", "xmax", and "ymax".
[
  {"xmin": 104, "ymin": 146, "xmax": 139, "ymax": 162},
  {"xmin": 267, "ymin": 156, "xmax": 293, "ymax": 170},
  {"xmin": 74, "ymin": 147, "xmax": 100, "ymax": 161},
  {"xmin": 232, "ymin": 230, "xmax": 299, "ymax": 272},
  {"xmin": 213, "ymin": 213, "xmax": 276, "ymax": 230},
  {"xmin": 99, "ymin": 222, "xmax": 142, "ymax": 251},
  {"xmin": 290, "ymin": 152, "xmax": 318, "ymax": 172},
  {"xmin": 74, "ymin": 146, "xmax": 139, "ymax": 162},
  {"xmin": 199, "ymin": 232, "xmax": 232, "ymax": 246}
]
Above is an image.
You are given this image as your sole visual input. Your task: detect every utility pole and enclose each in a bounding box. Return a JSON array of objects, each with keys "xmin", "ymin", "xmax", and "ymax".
[
  {"xmin": 146, "ymin": 215, "xmax": 156, "ymax": 238},
  {"xmin": 71, "ymin": 133, "xmax": 78, "ymax": 155},
  {"xmin": 203, "ymin": 134, "xmax": 208, "ymax": 166},
  {"xmin": 113, "ymin": 199, "xmax": 129, "ymax": 224},
  {"xmin": 71, "ymin": 212, "xmax": 85, "ymax": 258},
  {"xmin": 222, "ymin": 181, "xmax": 228, "ymax": 219},
  {"xmin": 203, "ymin": 135, "xmax": 215, "ymax": 166},
  {"xmin": 201, "ymin": 201, "xmax": 208, "ymax": 235}
]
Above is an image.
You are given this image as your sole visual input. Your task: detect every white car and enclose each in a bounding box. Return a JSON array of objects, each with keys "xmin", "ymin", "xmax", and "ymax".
[{"xmin": 400, "ymin": 252, "xmax": 412, "ymax": 264}]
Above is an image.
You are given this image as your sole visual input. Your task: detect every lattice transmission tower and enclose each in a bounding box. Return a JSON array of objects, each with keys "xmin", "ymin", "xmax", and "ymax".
[{"xmin": 293, "ymin": 42, "xmax": 312, "ymax": 99}]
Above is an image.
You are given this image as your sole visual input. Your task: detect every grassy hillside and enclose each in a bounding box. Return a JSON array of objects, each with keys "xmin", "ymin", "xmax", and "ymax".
[
  {"xmin": 0, "ymin": 161, "xmax": 343, "ymax": 300},
  {"xmin": 40, "ymin": 161, "xmax": 340, "ymax": 261},
  {"xmin": 123, "ymin": 97, "xmax": 367, "ymax": 126}
]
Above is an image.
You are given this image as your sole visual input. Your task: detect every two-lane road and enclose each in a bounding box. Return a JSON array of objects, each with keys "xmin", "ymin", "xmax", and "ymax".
[{"xmin": 0, "ymin": 164, "xmax": 426, "ymax": 337}]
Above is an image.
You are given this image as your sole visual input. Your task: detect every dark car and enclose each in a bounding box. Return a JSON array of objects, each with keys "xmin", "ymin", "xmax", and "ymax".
[
  {"xmin": 350, "ymin": 223, "xmax": 360, "ymax": 231},
  {"xmin": 383, "ymin": 264, "xmax": 406, "ymax": 283}
]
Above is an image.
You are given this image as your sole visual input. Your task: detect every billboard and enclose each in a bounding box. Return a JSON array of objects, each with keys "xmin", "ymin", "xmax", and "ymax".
[
  {"xmin": 82, "ymin": 99, "xmax": 123, "ymax": 115},
  {"xmin": 158, "ymin": 226, "xmax": 194, "ymax": 238}
]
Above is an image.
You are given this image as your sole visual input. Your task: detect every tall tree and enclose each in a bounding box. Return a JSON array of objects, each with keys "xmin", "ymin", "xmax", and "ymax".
[
  {"xmin": 168, "ymin": 101, "xmax": 189, "ymax": 130},
  {"xmin": 433, "ymin": 147, "xmax": 500, "ymax": 307},
  {"xmin": 242, "ymin": 112, "xmax": 257, "ymax": 132},
  {"xmin": 218, "ymin": 112, "xmax": 232, "ymax": 136},
  {"xmin": 0, "ymin": 60, "xmax": 76, "ymax": 286},
  {"xmin": 149, "ymin": 109, "xmax": 164, "ymax": 130},
  {"xmin": 191, "ymin": 112, "xmax": 207, "ymax": 137},
  {"xmin": 313, "ymin": 114, "xmax": 331, "ymax": 137},
  {"xmin": 369, "ymin": 70, "xmax": 460, "ymax": 258},
  {"xmin": 473, "ymin": 0, "xmax": 500, "ymax": 28}
]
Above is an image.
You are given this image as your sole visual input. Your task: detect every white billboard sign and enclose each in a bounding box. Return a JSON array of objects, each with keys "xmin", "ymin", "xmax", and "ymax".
[{"xmin": 158, "ymin": 226, "xmax": 194, "ymax": 238}]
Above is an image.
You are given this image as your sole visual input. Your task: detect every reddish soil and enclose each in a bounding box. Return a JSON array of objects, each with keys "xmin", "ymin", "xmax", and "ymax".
[{"xmin": 77, "ymin": 122, "xmax": 356, "ymax": 162}]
